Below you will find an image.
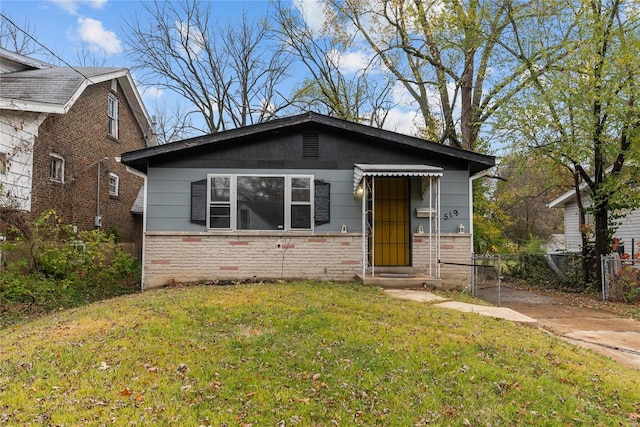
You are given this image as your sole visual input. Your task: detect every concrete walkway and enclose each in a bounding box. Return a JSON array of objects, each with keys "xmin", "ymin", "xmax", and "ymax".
[
  {"xmin": 385, "ymin": 289, "xmax": 539, "ymax": 327},
  {"xmin": 384, "ymin": 288, "xmax": 640, "ymax": 370}
]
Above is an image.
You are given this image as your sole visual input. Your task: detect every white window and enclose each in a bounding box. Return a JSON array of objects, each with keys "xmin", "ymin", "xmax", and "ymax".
[
  {"xmin": 108, "ymin": 94, "xmax": 118, "ymax": 138},
  {"xmin": 0, "ymin": 152, "xmax": 6, "ymax": 175},
  {"xmin": 207, "ymin": 174, "xmax": 313, "ymax": 231},
  {"xmin": 49, "ymin": 153, "xmax": 65, "ymax": 183},
  {"xmin": 108, "ymin": 172, "xmax": 119, "ymax": 196}
]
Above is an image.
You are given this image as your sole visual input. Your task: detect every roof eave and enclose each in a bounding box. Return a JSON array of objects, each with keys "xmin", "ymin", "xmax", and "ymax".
[{"xmin": 0, "ymin": 99, "xmax": 65, "ymax": 114}]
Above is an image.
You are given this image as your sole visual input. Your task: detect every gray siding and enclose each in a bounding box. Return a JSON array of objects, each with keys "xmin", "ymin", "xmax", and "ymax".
[{"xmin": 146, "ymin": 167, "xmax": 471, "ymax": 234}]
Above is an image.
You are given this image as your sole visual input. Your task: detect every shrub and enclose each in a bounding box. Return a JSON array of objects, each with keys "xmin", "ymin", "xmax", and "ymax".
[{"xmin": 0, "ymin": 211, "xmax": 141, "ymax": 327}]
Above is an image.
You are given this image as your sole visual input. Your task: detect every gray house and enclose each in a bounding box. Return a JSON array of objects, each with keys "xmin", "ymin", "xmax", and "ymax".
[{"xmin": 121, "ymin": 113, "xmax": 495, "ymax": 289}]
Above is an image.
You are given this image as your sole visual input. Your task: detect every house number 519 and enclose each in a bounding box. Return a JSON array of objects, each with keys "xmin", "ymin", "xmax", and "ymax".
[{"xmin": 443, "ymin": 210, "xmax": 458, "ymax": 221}]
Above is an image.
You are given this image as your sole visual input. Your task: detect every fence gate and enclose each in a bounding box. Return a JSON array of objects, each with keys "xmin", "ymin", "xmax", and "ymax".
[{"xmin": 472, "ymin": 255, "xmax": 502, "ymax": 306}]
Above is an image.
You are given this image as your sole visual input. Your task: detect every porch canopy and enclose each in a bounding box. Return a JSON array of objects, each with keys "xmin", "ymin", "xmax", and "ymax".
[
  {"xmin": 353, "ymin": 164, "xmax": 443, "ymax": 195},
  {"xmin": 353, "ymin": 164, "xmax": 443, "ymax": 278}
]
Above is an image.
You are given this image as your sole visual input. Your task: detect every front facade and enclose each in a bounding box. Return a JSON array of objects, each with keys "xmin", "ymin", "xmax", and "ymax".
[
  {"xmin": 121, "ymin": 113, "xmax": 494, "ymax": 289},
  {"xmin": 0, "ymin": 48, "xmax": 156, "ymax": 256}
]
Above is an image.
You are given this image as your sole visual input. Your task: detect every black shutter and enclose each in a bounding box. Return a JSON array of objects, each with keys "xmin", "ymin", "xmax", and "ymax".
[
  {"xmin": 314, "ymin": 180, "xmax": 330, "ymax": 225},
  {"xmin": 191, "ymin": 179, "xmax": 207, "ymax": 226}
]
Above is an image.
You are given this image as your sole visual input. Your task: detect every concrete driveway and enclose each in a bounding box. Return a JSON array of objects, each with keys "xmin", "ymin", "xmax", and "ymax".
[
  {"xmin": 387, "ymin": 286, "xmax": 640, "ymax": 369},
  {"xmin": 492, "ymin": 286, "xmax": 640, "ymax": 370}
]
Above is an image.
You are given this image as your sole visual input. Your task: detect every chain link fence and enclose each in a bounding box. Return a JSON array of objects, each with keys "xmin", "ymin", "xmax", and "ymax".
[
  {"xmin": 472, "ymin": 255, "xmax": 502, "ymax": 305},
  {"xmin": 471, "ymin": 253, "xmax": 590, "ymax": 305},
  {"xmin": 472, "ymin": 253, "xmax": 640, "ymax": 304},
  {"xmin": 601, "ymin": 255, "xmax": 640, "ymax": 302}
]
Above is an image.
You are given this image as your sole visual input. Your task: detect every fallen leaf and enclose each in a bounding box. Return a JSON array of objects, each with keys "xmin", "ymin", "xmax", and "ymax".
[
  {"xmin": 119, "ymin": 388, "xmax": 131, "ymax": 396},
  {"xmin": 312, "ymin": 373, "xmax": 321, "ymax": 382}
]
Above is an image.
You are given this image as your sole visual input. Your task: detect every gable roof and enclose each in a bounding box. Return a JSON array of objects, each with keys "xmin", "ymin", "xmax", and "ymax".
[
  {"xmin": 0, "ymin": 50, "xmax": 156, "ymax": 147},
  {"xmin": 0, "ymin": 46, "xmax": 52, "ymax": 71},
  {"xmin": 121, "ymin": 112, "xmax": 495, "ymax": 174},
  {"xmin": 548, "ymin": 186, "xmax": 583, "ymax": 208}
]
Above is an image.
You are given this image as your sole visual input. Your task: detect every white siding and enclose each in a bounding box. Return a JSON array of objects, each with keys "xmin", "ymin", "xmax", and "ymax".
[
  {"xmin": 612, "ymin": 210, "xmax": 640, "ymax": 255},
  {"xmin": 564, "ymin": 201, "xmax": 583, "ymax": 251},
  {"xmin": 0, "ymin": 110, "xmax": 45, "ymax": 211},
  {"xmin": 564, "ymin": 197, "xmax": 640, "ymax": 255}
]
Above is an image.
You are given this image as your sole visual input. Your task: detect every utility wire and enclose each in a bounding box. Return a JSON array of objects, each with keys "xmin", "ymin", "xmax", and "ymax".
[
  {"xmin": 0, "ymin": 12, "xmax": 94, "ymax": 83},
  {"xmin": 0, "ymin": 13, "xmax": 157, "ymax": 143}
]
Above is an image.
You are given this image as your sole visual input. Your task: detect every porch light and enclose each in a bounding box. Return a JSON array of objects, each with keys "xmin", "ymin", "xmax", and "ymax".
[
  {"xmin": 341, "ymin": 224, "xmax": 348, "ymax": 233},
  {"xmin": 457, "ymin": 224, "xmax": 465, "ymax": 233}
]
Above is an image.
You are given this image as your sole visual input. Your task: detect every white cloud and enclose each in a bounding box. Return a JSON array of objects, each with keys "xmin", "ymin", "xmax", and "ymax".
[
  {"xmin": 50, "ymin": 0, "xmax": 107, "ymax": 16},
  {"xmin": 175, "ymin": 20, "xmax": 205, "ymax": 57},
  {"xmin": 142, "ymin": 87, "xmax": 164, "ymax": 101},
  {"xmin": 326, "ymin": 49, "xmax": 374, "ymax": 74},
  {"xmin": 292, "ymin": 0, "xmax": 327, "ymax": 34},
  {"xmin": 77, "ymin": 17, "xmax": 122, "ymax": 55},
  {"xmin": 383, "ymin": 108, "xmax": 424, "ymax": 137}
]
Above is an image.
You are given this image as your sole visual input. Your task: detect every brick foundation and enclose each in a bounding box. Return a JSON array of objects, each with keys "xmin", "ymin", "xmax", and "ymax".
[
  {"xmin": 142, "ymin": 231, "xmax": 474, "ymax": 290},
  {"xmin": 143, "ymin": 232, "xmax": 363, "ymax": 288}
]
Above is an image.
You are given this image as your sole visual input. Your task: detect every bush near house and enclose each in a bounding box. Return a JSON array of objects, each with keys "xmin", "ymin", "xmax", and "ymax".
[{"xmin": 0, "ymin": 211, "xmax": 141, "ymax": 326}]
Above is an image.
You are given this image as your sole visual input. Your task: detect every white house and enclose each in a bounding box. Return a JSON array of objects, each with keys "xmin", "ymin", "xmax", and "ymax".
[{"xmin": 548, "ymin": 188, "xmax": 640, "ymax": 257}]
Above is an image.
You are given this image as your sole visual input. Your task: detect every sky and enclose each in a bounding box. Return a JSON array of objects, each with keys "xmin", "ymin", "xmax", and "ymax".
[{"xmin": 0, "ymin": 0, "xmax": 424, "ymax": 137}]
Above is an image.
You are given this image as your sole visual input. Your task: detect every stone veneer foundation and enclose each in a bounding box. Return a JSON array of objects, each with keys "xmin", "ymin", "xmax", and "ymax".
[{"xmin": 142, "ymin": 231, "xmax": 473, "ymax": 289}]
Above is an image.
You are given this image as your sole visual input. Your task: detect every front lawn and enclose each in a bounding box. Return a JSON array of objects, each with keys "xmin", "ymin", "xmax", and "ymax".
[{"xmin": 1, "ymin": 282, "xmax": 638, "ymax": 425}]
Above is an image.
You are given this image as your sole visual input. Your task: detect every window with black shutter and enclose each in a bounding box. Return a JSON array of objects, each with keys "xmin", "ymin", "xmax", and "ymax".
[
  {"xmin": 314, "ymin": 180, "xmax": 330, "ymax": 225},
  {"xmin": 190, "ymin": 179, "xmax": 207, "ymax": 226}
]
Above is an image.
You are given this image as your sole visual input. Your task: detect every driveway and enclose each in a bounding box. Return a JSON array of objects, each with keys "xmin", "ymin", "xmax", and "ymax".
[{"xmin": 492, "ymin": 286, "xmax": 640, "ymax": 370}]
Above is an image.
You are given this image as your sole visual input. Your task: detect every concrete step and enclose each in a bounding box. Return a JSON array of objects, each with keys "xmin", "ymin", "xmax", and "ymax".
[{"xmin": 356, "ymin": 273, "xmax": 442, "ymax": 289}]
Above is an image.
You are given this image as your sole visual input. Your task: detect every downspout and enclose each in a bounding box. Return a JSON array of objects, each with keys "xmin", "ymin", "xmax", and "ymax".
[
  {"xmin": 468, "ymin": 168, "xmax": 493, "ymax": 247},
  {"xmin": 96, "ymin": 161, "xmax": 101, "ymax": 225}
]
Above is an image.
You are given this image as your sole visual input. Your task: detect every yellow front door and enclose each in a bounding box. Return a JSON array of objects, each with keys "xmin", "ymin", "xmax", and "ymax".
[{"xmin": 371, "ymin": 177, "xmax": 410, "ymax": 266}]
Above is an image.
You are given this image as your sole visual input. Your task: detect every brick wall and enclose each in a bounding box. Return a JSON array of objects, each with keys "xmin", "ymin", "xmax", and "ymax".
[
  {"xmin": 439, "ymin": 233, "xmax": 473, "ymax": 289},
  {"xmin": 413, "ymin": 232, "xmax": 472, "ymax": 290},
  {"xmin": 142, "ymin": 231, "xmax": 473, "ymax": 289},
  {"xmin": 31, "ymin": 80, "xmax": 146, "ymax": 245},
  {"xmin": 143, "ymin": 232, "xmax": 363, "ymax": 288}
]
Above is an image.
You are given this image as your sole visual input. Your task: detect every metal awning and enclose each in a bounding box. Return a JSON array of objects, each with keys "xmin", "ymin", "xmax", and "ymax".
[{"xmin": 353, "ymin": 164, "xmax": 443, "ymax": 195}]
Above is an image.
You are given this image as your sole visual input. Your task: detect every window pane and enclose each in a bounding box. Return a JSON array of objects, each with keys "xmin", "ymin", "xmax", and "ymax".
[
  {"xmin": 210, "ymin": 177, "xmax": 230, "ymax": 201},
  {"xmin": 237, "ymin": 176, "xmax": 284, "ymax": 230},
  {"xmin": 292, "ymin": 188, "xmax": 310, "ymax": 202},
  {"xmin": 291, "ymin": 205, "xmax": 311, "ymax": 229},
  {"xmin": 209, "ymin": 206, "xmax": 230, "ymax": 228}
]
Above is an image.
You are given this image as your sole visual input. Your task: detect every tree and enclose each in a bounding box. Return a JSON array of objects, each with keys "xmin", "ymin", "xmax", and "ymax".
[
  {"xmin": 0, "ymin": 13, "xmax": 41, "ymax": 56},
  {"xmin": 274, "ymin": 2, "xmax": 399, "ymax": 128},
  {"xmin": 148, "ymin": 100, "xmax": 196, "ymax": 144},
  {"xmin": 497, "ymin": 0, "xmax": 640, "ymax": 286},
  {"xmin": 493, "ymin": 153, "xmax": 568, "ymax": 246},
  {"xmin": 319, "ymin": 0, "xmax": 570, "ymax": 150},
  {"xmin": 123, "ymin": 1, "xmax": 292, "ymax": 134}
]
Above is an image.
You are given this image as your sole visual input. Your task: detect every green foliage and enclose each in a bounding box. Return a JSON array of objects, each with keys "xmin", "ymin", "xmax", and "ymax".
[
  {"xmin": 0, "ymin": 211, "xmax": 140, "ymax": 326},
  {"xmin": 500, "ymin": 252, "xmax": 589, "ymax": 292},
  {"xmin": 472, "ymin": 179, "xmax": 511, "ymax": 254}
]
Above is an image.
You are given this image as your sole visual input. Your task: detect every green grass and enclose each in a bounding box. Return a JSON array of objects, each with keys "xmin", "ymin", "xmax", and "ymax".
[{"xmin": 1, "ymin": 282, "xmax": 639, "ymax": 426}]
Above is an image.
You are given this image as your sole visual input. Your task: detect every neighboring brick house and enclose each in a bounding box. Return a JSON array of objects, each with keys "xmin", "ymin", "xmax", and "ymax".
[{"xmin": 0, "ymin": 48, "xmax": 156, "ymax": 257}]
